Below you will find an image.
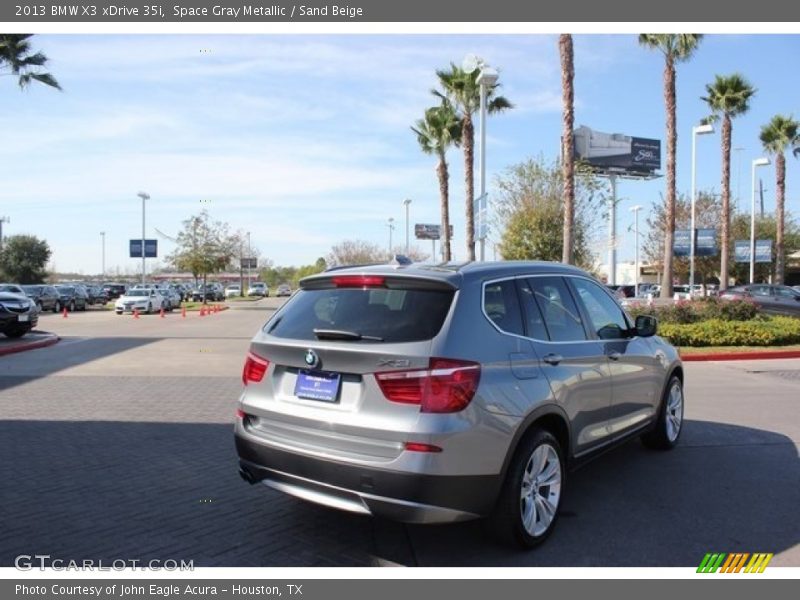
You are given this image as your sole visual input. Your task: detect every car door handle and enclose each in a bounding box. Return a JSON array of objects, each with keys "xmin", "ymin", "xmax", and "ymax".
[
  {"xmin": 607, "ymin": 351, "xmax": 621, "ymax": 361},
  {"xmin": 542, "ymin": 353, "xmax": 563, "ymax": 366}
]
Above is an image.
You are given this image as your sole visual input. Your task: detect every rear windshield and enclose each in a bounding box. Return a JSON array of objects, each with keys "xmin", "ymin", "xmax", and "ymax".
[{"xmin": 267, "ymin": 287, "xmax": 454, "ymax": 343}]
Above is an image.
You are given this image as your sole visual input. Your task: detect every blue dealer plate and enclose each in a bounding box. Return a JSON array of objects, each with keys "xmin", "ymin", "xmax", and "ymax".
[{"xmin": 295, "ymin": 370, "xmax": 341, "ymax": 403}]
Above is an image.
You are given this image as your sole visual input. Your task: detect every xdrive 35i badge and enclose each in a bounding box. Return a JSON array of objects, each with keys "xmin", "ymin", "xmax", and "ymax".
[{"xmin": 304, "ymin": 349, "xmax": 319, "ymax": 368}]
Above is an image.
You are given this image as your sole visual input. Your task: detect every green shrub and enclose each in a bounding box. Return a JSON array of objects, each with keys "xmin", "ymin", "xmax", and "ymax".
[
  {"xmin": 658, "ymin": 316, "xmax": 800, "ymax": 347},
  {"xmin": 627, "ymin": 298, "xmax": 757, "ymax": 324}
]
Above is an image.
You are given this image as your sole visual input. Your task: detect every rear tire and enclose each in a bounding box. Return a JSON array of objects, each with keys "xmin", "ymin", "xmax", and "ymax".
[
  {"xmin": 147, "ymin": 302, "xmax": 153, "ymax": 314},
  {"xmin": 69, "ymin": 301, "xmax": 75, "ymax": 312},
  {"xmin": 53, "ymin": 300, "xmax": 61, "ymax": 313},
  {"xmin": 489, "ymin": 428, "xmax": 565, "ymax": 548},
  {"xmin": 641, "ymin": 375, "xmax": 684, "ymax": 450},
  {"xmin": 4, "ymin": 327, "xmax": 28, "ymax": 339}
]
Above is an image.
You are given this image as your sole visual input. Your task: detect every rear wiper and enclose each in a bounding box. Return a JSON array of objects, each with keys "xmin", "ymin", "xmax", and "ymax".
[{"xmin": 313, "ymin": 328, "xmax": 383, "ymax": 342}]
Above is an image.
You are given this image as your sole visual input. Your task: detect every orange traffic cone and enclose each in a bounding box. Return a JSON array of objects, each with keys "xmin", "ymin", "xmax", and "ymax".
[
  {"xmin": 214, "ymin": 304, "xmax": 219, "ymax": 314},
  {"xmin": 160, "ymin": 307, "xmax": 165, "ymax": 318},
  {"xmin": 133, "ymin": 308, "xmax": 140, "ymax": 319},
  {"xmin": 199, "ymin": 305, "xmax": 206, "ymax": 317},
  {"xmin": 62, "ymin": 307, "xmax": 68, "ymax": 318},
  {"xmin": 181, "ymin": 305, "xmax": 187, "ymax": 318}
]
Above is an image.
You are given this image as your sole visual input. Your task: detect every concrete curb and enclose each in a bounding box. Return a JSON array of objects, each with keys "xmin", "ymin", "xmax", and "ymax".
[
  {"xmin": 680, "ymin": 349, "xmax": 800, "ymax": 362},
  {"xmin": 0, "ymin": 332, "xmax": 60, "ymax": 357}
]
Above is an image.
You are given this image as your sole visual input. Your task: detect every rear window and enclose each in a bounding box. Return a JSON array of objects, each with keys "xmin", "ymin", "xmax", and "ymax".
[{"xmin": 267, "ymin": 287, "xmax": 454, "ymax": 343}]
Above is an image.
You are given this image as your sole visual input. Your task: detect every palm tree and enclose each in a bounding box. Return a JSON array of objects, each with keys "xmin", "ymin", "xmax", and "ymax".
[
  {"xmin": 435, "ymin": 63, "xmax": 512, "ymax": 261},
  {"xmin": 559, "ymin": 34, "xmax": 576, "ymax": 264},
  {"xmin": 639, "ymin": 34, "xmax": 702, "ymax": 298},
  {"xmin": 411, "ymin": 102, "xmax": 462, "ymax": 262},
  {"xmin": 759, "ymin": 115, "xmax": 800, "ymax": 285},
  {"xmin": 0, "ymin": 34, "xmax": 61, "ymax": 90},
  {"xmin": 701, "ymin": 73, "xmax": 756, "ymax": 290}
]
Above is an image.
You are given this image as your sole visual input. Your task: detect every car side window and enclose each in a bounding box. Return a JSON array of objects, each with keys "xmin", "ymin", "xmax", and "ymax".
[
  {"xmin": 775, "ymin": 287, "xmax": 798, "ymax": 299},
  {"xmin": 751, "ymin": 285, "xmax": 771, "ymax": 297},
  {"xmin": 517, "ymin": 280, "xmax": 550, "ymax": 340},
  {"xmin": 483, "ymin": 280, "xmax": 525, "ymax": 336},
  {"xmin": 570, "ymin": 278, "xmax": 630, "ymax": 340},
  {"xmin": 526, "ymin": 277, "xmax": 587, "ymax": 342}
]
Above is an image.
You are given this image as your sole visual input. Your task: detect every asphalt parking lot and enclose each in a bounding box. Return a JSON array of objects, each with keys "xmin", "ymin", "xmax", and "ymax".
[{"xmin": 1, "ymin": 300, "xmax": 798, "ymax": 567}]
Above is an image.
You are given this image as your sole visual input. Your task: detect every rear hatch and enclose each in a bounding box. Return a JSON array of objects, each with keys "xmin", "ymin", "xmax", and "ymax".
[{"xmin": 240, "ymin": 271, "xmax": 467, "ymax": 463}]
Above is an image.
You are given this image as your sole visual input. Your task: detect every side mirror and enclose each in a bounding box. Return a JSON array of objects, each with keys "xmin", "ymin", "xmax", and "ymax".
[{"xmin": 635, "ymin": 315, "xmax": 657, "ymax": 338}]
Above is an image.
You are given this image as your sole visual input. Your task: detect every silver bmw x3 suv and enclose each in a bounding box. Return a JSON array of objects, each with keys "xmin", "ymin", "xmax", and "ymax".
[{"xmin": 235, "ymin": 261, "xmax": 683, "ymax": 547}]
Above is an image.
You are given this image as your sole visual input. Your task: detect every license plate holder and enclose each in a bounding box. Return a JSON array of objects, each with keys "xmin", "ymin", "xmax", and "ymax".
[
  {"xmin": 18, "ymin": 314, "xmax": 29, "ymax": 322},
  {"xmin": 295, "ymin": 369, "xmax": 341, "ymax": 403}
]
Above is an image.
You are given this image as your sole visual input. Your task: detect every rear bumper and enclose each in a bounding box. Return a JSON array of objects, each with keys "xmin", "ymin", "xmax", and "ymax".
[{"xmin": 235, "ymin": 432, "xmax": 501, "ymax": 523}]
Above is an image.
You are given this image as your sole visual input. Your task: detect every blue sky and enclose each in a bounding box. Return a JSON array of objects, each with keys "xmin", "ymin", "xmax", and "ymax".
[{"xmin": 1, "ymin": 34, "xmax": 798, "ymax": 275}]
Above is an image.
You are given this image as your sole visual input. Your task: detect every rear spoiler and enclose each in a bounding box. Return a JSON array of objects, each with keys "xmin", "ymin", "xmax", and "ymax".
[{"xmin": 300, "ymin": 273, "xmax": 457, "ymax": 292}]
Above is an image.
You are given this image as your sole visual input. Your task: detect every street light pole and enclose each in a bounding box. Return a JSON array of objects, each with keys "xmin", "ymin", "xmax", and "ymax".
[
  {"xmin": 137, "ymin": 192, "xmax": 150, "ymax": 285},
  {"xmin": 387, "ymin": 218, "xmax": 395, "ymax": 256},
  {"xmin": 100, "ymin": 231, "xmax": 106, "ymax": 279},
  {"xmin": 476, "ymin": 65, "xmax": 498, "ymax": 262},
  {"xmin": 403, "ymin": 198, "xmax": 411, "ymax": 255},
  {"xmin": 750, "ymin": 158, "xmax": 771, "ymax": 284},
  {"xmin": 630, "ymin": 205, "xmax": 642, "ymax": 295},
  {"xmin": 247, "ymin": 231, "xmax": 251, "ymax": 292},
  {"xmin": 608, "ymin": 174, "xmax": 617, "ymax": 285},
  {"xmin": 690, "ymin": 123, "xmax": 714, "ymax": 295},
  {"xmin": 0, "ymin": 216, "xmax": 9, "ymax": 250}
]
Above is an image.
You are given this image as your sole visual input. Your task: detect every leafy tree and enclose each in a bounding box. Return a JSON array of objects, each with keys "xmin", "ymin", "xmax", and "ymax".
[
  {"xmin": 411, "ymin": 101, "xmax": 461, "ymax": 261},
  {"xmin": 639, "ymin": 34, "xmax": 703, "ymax": 297},
  {"xmin": 494, "ymin": 157, "xmax": 604, "ymax": 270},
  {"xmin": 701, "ymin": 73, "xmax": 756, "ymax": 290},
  {"xmin": 0, "ymin": 34, "xmax": 61, "ymax": 90},
  {"xmin": 435, "ymin": 61, "xmax": 512, "ymax": 261},
  {"xmin": 326, "ymin": 239, "xmax": 387, "ymax": 267},
  {"xmin": 559, "ymin": 34, "xmax": 576, "ymax": 264},
  {"xmin": 0, "ymin": 235, "xmax": 51, "ymax": 283},
  {"xmin": 759, "ymin": 114, "xmax": 800, "ymax": 284},
  {"xmin": 167, "ymin": 210, "xmax": 240, "ymax": 298},
  {"xmin": 642, "ymin": 191, "xmax": 723, "ymax": 284}
]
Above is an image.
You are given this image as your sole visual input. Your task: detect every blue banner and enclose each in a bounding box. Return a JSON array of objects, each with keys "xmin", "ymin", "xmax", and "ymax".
[
  {"xmin": 673, "ymin": 230, "xmax": 691, "ymax": 257},
  {"xmin": 695, "ymin": 228, "xmax": 718, "ymax": 257},
  {"xmin": 130, "ymin": 239, "xmax": 158, "ymax": 258},
  {"xmin": 734, "ymin": 240, "xmax": 772, "ymax": 263}
]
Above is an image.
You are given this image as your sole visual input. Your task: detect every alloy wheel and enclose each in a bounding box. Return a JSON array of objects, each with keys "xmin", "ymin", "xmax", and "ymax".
[
  {"xmin": 665, "ymin": 381, "xmax": 683, "ymax": 442},
  {"xmin": 519, "ymin": 443, "xmax": 562, "ymax": 537}
]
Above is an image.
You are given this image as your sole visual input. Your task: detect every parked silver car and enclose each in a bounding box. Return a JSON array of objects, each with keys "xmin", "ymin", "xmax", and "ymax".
[{"xmin": 235, "ymin": 262, "xmax": 684, "ymax": 548}]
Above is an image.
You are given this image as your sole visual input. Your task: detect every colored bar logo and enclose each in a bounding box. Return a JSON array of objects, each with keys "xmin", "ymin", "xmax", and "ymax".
[{"xmin": 697, "ymin": 553, "xmax": 773, "ymax": 573}]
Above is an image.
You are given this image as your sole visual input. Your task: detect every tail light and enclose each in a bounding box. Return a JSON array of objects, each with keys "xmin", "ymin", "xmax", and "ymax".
[
  {"xmin": 242, "ymin": 351, "xmax": 269, "ymax": 386},
  {"xmin": 375, "ymin": 358, "xmax": 481, "ymax": 413}
]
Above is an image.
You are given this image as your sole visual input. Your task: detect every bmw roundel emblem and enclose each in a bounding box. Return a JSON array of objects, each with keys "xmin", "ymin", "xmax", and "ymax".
[{"xmin": 304, "ymin": 349, "xmax": 319, "ymax": 368}]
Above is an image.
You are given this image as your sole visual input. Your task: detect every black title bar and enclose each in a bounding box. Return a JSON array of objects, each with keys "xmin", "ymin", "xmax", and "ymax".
[{"xmin": 2, "ymin": 0, "xmax": 798, "ymax": 22}]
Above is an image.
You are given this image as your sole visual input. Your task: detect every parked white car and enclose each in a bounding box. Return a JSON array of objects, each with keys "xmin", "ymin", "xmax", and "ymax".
[
  {"xmin": 225, "ymin": 284, "xmax": 241, "ymax": 298},
  {"xmin": 115, "ymin": 288, "xmax": 167, "ymax": 314}
]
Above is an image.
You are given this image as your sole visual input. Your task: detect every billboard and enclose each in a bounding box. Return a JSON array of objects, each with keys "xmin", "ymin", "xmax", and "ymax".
[
  {"xmin": 240, "ymin": 258, "xmax": 257, "ymax": 269},
  {"xmin": 573, "ymin": 125, "xmax": 660, "ymax": 173},
  {"xmin": 415, "ymin": 224, "xmax": 453, "ymax": 240},
  {"xmin": 734, "ymin": 240, "xmax": 773, "ymax": 263},
  {"xmin": 129, "ymin": 239, "xmax": 157, "ymax": 258}
]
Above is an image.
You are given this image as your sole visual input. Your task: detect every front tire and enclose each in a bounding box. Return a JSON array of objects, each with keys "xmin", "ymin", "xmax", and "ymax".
[
  {"xmin": 490, "ymin": 428, "xmax": 564, "ymax": 548},
  {"xmin": 147, "ymin": 302, "xmax": 153, "ymax": 314},
  {"xmin": 641, "ymin": 375, "xmax": 684, "ymax": 450},
  {"xmin": 53, "ymin": 300, "xmax": 61, "ymax": 313},
  {"xmin": 69, "ymin": 301, "xmax": 75, "ymax": 312}
]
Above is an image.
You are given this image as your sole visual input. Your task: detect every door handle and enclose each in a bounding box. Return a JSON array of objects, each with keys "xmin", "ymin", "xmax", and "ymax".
[
  {"xmin": 543, "ymin": 353, "xmax": 563, "ymax": 366},
  {"xmin": 607, "ymin": 351, "xmax": 621, "ymax": 361}
]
